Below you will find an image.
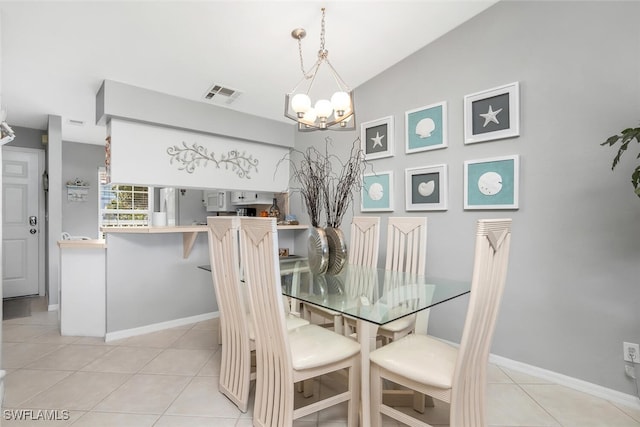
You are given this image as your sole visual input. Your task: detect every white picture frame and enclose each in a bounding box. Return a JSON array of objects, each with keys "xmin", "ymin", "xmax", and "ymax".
[
  {"xmin": 464, "ymin": 155, "xmax": 519, "ymax": 210},
  {"xmin": 361, "ymin": 171, "xmax": 394, "ymax": 212},
  {"xmin": 361, "ymin": 116, "xmax": 394, "ymax": 160},
  {"xmin": 464, "ymin": 82, "xmax": 520, "ymax": 144},
  {"xmin": 405, "ymin": 101, "xmax": 447, "ymax": 154},
  {"xmin": 405, "ymin": 164, "xmax": 448, "ymax": 211}
]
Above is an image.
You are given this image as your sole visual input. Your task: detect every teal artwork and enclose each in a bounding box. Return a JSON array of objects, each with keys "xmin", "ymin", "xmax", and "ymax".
[
  {"xmin": 362, "ymin": 172, "xmax": 393, "ymax": 211},
  {"xmin": 465, "ymin": 156, "xmax": 519, "ymax": 209},
  {"xmin": 405, "ymin": 102, "xmax": 447, "ymax": 153}
]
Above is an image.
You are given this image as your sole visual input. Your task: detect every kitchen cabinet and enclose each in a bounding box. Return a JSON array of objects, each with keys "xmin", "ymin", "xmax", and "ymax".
[{"xmin": 231, "ymin": 191, "xmax": 273, "ymax": 205}]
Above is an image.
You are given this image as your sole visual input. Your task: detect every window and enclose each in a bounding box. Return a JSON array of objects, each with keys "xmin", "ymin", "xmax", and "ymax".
[{"xmin": 98, "ymin": 167, "xmax": 153, "ymax": 235}]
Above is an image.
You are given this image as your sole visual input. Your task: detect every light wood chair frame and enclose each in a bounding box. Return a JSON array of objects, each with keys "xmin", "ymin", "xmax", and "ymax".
[
  {"xmin": 370, "ymin": 218, "xmax": 513, "ymax": 427},
  {"xmin": 239, "ymin": 217, "xmax": 361, "ymax": 427},
  {"xmin": 207, "ymin": 216, "xmax": 254, "ymax": 412},
  {"xmin": 378, "ymin": 216, "xmax": 428, "ymax": 342}
]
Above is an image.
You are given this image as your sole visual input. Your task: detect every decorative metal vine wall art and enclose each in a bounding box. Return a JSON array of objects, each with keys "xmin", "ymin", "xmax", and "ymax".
[{"xmin": 167, "ymin": 142, "xmax": 259, "ymax": 179}]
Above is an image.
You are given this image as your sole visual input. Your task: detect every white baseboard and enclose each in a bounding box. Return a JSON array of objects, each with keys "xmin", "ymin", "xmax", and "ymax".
[
  {"xmin": 489, "ymin": 353, "xmax": 640, "ymax": 411},
  {"xmin": 105, "ymin": 311, "xmax": 219, "ymax": 342},
  {"xmin": 47, "ymin": 304, "xmax": 59, "ymax": 312}
]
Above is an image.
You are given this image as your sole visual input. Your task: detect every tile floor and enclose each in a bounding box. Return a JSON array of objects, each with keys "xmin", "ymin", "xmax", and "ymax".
[{"xmin": 1, "ymin": 297, "xmax": 640, "ymax": 426}]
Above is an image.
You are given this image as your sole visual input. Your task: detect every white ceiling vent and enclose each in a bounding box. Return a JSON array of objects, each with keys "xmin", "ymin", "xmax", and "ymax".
[{"xmin": 203, "ymin": 84, "xmax": 242, "ymax": 105}]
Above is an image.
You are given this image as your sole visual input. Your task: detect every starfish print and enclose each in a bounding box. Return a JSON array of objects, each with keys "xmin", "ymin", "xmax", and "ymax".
[
  {"xmin": 371, "ymin": 132, "xmax": 385, "ymax": 148},
  {"xmin": 479, "ymin": 105, "xmax": 503, "ymax": 127}
]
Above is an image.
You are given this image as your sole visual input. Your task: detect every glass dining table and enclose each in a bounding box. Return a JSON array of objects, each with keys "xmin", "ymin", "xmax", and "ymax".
[{"xmin": 279, "ymin": 258, "xmax": 470, "ymax": 426}]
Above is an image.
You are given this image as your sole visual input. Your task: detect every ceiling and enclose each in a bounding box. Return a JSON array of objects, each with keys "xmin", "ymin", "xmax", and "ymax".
[{"xmin": 0, "ymin": 0, "xmax": 498, "ymax": 145}]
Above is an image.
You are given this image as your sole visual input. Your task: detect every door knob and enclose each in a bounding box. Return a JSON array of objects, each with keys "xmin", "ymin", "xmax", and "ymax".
[{"xmin": 30, "ymin": 228, "xmax": 37, "ymax": 234}]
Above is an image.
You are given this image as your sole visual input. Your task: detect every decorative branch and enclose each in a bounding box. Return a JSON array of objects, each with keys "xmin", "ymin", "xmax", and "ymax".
[
  {"xmin": 277, "ymin": 144, "xmax": 329, "ymax": 227},
  {"xmin": 277, "ymin": 137, "xmax": 369, "ymax": 229},
  {"xmin": 167, "ymin": 142, "xmax": 259, "ymax": 179},
  {"xmin": 322, "ymin": 138, "xmax": 368, "ymax": 228}
]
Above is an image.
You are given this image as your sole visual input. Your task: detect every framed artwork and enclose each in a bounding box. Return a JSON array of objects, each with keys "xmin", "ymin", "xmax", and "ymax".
[
  {"xmin": 405, "ymin": 101, "xmax": 447, "ymax": 154},
  {"xmin": 464, "ymin": 155, "xmax": 519, "ymax": 210},
  {"xmin": 361, "ymin": 171, "xmax": 394, "ymax": 212},
  {"xmin": 464, "ymin": 82, "xmax": 520, "ymax": 144},
  {"xmin": 405, "ymin": 164, "xmax": 448, "ymax": 211},
  {"xmin": 361, "ymin": 116, "xmax": 394, "ymax": 160}
]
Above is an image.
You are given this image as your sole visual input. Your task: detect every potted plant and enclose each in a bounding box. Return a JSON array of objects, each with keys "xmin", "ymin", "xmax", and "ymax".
[{"xmin": 601, "ymin": 124, "xmax": 640, "ymax": 197}]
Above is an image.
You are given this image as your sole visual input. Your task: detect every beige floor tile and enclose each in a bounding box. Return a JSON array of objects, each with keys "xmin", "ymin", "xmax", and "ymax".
[
  {"xmin": 235, "ymin": 419, "xmax": 256, "ymax": 427},
  {"xmin": 615, "ymin": 402, "xmax": 640, "ymax": 423},
  {"xmin": 25, "ymin": 344, "xmax": 113, "ymax": 371},
  {"xmin": 488, "ymin": 363, "xmax": 515, "ymax": 383},
  {"xmin": 114, "ymin": 328, "xmax": 188, "ymax": 348},
  {"xmin": 170, "ymin": 328, "xmax": 219, "ymax": 349},
  {"xmin": 92, "ymin": 374, "xmax": 191, "ymax": 414},
  {"xmin": 154, "ymin": 415, "xmax": 236, "ymax": 427},
  {"xmin": 139, "ymin": 348, "xmax": 212, "ymax": 376},
  {"xmin": 2, "ymin": 310, "xmax": 58, "ymax": 327},
  {"xmin": 2, "ymin": 342, "xmax": 65, "ymax": 369},
  {"xmin": 20, "ymin": 371, "xmax": 130, "ymax": 411},
  {"xmin": 190, "ymin": 317, "xmax": 219, "ymax": 330},
  {"xmin": 501, "ymin": 366, "xmax": 555, "ymax": 384},
  {"xmin": 2, "ymin": 325, "xmax": 58, "ymax": 342},
  {"xmin": 26, "ymin": 329, "xmax": 81, "ymax": 345},
  {"xmin": 79, "ymin": 346, "xmax": 162, "ymax": 373},
  {"xmin": 523, "ymin": 384, "xmax": 640, "ymax": 426},
  {"xmin": 392, "ymin": 398, "xmax": 451, "ymax": 426},
  {"xmin": 0, "ymin": 409, "xmax": 84, "ymax": 426},
  {"xmin": 3, "ymin": 369, "xmax": 73, "ymax": 407},
  {"xmin": 197, "ymin": 349, "xmax": 221, "ymax": 377},
  {"xmin": 71, "ymin": 411, "xmax": 159, "ymax": 427},
  {"xmin": 487, "ymin": 383, "xmax": 560, "ymax": 426},
  {"xmin": 165, "ymin": 376, "xmax": 241, "ymax": 418},
  {"xmin": 72, "ymin": 336, "xmax": 119, "ymax": 346}
]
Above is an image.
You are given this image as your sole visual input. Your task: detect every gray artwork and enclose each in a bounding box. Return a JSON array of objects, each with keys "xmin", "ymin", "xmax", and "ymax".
[
  {"xmin": 412, "ymin": 172, "xmax": 440, "ymax": 204},
  {"xmin": 365, "ymin": 124, "xmax": 388, "ymax": 154},
  {"xmin": 471, "ymin": 93, "xmax": 510, "ymax": 135},
  {"xmin": 167, "ymin": 142, "xmax": 259, "ymax": 178}
]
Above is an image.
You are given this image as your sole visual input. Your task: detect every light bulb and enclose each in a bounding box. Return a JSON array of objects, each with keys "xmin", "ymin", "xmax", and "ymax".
[
  {"xmin": 331, "ymin": 91, "xmax": 350, "ymax": 116},
  {"xmin": 314, "ymin": 99, "xmax": 333, "ymax": 119},
  {"xmin": 303, "ymin": 107, "xmax": 317, "ymax": 124},
  {"xmin": 291, "ymin": 93, "xmax": 311, "ymax": 117}
]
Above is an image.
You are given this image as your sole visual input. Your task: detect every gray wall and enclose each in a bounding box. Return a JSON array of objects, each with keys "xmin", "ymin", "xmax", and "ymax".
[
  {"xmin": 6, "ymin": 126, "xmax": 45, "ymax": 150},
  {"xmin": 294, "ymin": 1, "xmax": 640, "ymax": 396},
  {"xmin": 47, "ymin": 115, "xmax": 63, "ymax": 307},
  {"xmin": 61, "ymin": 141, "xmax": 104, "ymax": 238},
  {"xmin": 105, "ymin": 232, "xmax": 215, "ymax": 333}
]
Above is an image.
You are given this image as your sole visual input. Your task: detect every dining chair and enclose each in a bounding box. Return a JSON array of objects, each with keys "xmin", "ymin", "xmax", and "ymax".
[
  {"xmin": 238, "ymin": 217, "xmax": 361, "ymax": 427},
  {"xmin": 207, "ymin": 216, "xmax": 253, "ymax": 412},
  {"xmin": 377, "ymin": 216, "xmax": 428, "ymax": 342},
  {"xmin": 369, "ymin": 218, "xmax": 513, "ymax": 427},
  {"xmin": 207, "ymin": 217, "xmax": 310, "ymax": 413},
  {"xmin": 306, "ymin": 216, "xmax": 381, "ymax": 336},
  {"xmin": 342, "ymin": 216, "xmax": 381, "ymax": 336}
]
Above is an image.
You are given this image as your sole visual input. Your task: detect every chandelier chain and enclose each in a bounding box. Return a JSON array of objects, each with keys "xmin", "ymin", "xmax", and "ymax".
[
  {"xmin": 319, "ymin": 8, "xmax": 326, "ymax": 54},
  {"xmin": 298, "ymin": 8, "xmax": 328, "ymax": 80}
]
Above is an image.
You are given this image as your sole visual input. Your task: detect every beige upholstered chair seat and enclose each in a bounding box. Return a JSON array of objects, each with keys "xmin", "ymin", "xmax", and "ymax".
[
  {"xmin": 289, "ymin": 324, "xmax": 361, "ymax": 370},
  {"xmin": 246, "ymin": 313, "xmax": 309, "ymax": 340},
  {"xmin": 378, "ymin": 315, "xmax": 416, "ymax": 334},
  {"xmin": 370, "ymin": 334, "xmax": 456, "ymax": 388}
]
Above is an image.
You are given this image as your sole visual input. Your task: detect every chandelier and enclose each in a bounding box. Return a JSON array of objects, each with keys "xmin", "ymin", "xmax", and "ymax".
[{"xmin": 284, "ymin": 8, "xmax": 355, "ymax": 132}]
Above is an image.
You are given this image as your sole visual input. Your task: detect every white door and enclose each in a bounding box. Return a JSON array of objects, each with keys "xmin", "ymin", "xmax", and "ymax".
[{"xmin": 2, "ymin": 147, "xmax": 41, "ymax": 298}]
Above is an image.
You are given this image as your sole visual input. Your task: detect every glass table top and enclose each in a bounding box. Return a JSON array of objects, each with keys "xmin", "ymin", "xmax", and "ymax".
[{"xmin": 279, "ymin": 260, "xmax": 470, "ymax": 326}]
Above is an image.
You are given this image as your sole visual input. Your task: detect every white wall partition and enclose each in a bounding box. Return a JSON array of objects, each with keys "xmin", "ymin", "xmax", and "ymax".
[{"xmin": 109, "ymin": 119, "xmax": 290, "ymax": 192}]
